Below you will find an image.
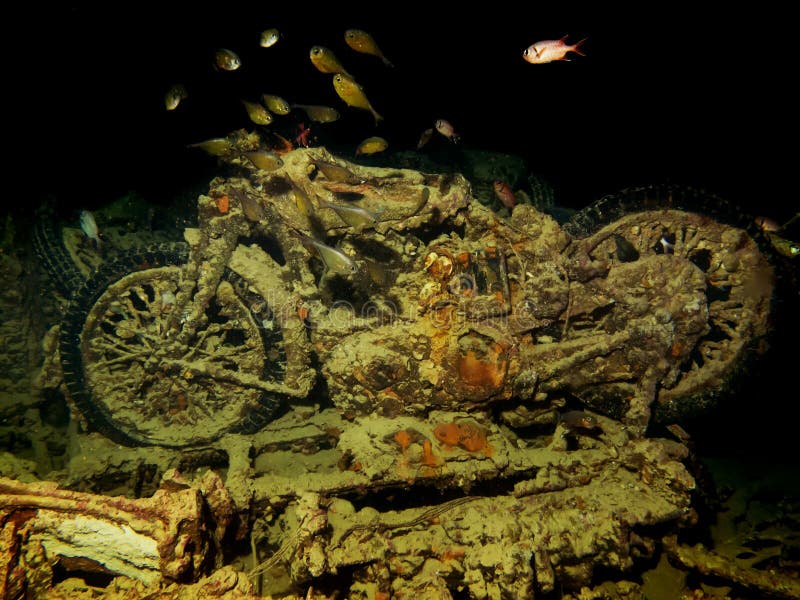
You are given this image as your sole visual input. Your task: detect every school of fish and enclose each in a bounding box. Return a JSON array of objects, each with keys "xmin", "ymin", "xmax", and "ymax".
[{"xmin": 169, "ymin": 26, "xmax": 592, "ymax": 278}]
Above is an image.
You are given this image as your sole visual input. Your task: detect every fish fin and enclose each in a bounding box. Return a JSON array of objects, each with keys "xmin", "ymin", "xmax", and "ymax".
[
  {"xmin": 559, "ymin": 34, "xmax": 570, "ymax": 43},
  {"xmin": 372, "ymin": 108, "xmax": 384, "ymax": 125},
  {"xmin": 572, "ymin": 37, "xmax": 587, "ymax": 56},
  {"xmin": 381, "ymin": 56, "xmax": 394, "ymax": 68}
]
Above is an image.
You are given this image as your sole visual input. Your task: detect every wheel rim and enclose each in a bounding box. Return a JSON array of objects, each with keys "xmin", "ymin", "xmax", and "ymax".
[
  {"xmin": 580, "ymin": 209, "xmax": 773, "ymax": 418},
  {"xmin": 60, "ymin": 244, "xmax": 287, "ymax": 446}
]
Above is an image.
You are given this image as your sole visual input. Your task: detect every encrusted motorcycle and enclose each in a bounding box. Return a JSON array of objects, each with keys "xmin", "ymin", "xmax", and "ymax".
[
  {"xmin": 53, "ymin": 131, "xmax": 774, "ymax": 448},
  {"xmin": 19, "ymin": 131, "xmax": 787, "ymax": 598}
]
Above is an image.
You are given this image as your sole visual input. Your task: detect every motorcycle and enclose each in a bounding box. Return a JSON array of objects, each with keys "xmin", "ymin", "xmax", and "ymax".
[{"xmin": 53, "ymin": 133, "xmax": 774, "ymax": 448}]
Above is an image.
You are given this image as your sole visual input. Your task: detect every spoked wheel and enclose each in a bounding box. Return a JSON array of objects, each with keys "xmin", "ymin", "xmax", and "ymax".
[
  {"xmin": 59, "ymin": 243, "xmax": 287, "ymax": 446},
  {"xmin": 573, "ymin": 208, "xmax": 774, "ymax": 420}
]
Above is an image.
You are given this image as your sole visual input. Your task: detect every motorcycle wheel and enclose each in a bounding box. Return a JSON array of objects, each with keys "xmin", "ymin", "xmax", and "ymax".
[
  {"xmin": 59, "ymin": 243, "xmax": 287, "ymax": 446},
  {"xmin": 566, "ymin": 187, "xmax": 774, "ymax": 421}
]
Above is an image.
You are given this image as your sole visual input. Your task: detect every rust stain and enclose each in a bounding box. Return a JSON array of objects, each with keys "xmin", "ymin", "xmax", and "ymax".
[
  {"xmin": 458, "ymin": 349, "xmax": 506, "ymax": 389},
  {"xmin": 215, "ymin": 194, "xmax": 230, "ymax": 214}
]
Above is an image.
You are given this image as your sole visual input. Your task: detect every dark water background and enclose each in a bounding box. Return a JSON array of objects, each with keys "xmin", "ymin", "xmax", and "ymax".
[{"xmin": 7, "ymin": 4, "xmax": 798, "ymax": 460}]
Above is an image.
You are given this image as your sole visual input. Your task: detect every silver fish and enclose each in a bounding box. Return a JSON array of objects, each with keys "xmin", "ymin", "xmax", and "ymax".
[
  {"xmin": 79, "ymin": 210, "xmax": 101, "ymax": 248},
  {"xmin": 302, "ymin": 234, "xmax": 358, "ymax": 275},
  {"xmin": 318, "ymin": 199, "xmax": 378, "ymax": 232},
  {"xmin": 187, "ymin": 137, "xmax": 233, "ymax": 156}
]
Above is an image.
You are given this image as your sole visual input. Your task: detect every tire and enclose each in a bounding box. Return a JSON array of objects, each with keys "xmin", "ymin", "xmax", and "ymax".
[
  {"xmin": 564, "ymin": 186, "xmax": 774, "ymax": 421},
  {"xmin": 59, "ymin": 243, "xmax": 287, "ymax": 446}
]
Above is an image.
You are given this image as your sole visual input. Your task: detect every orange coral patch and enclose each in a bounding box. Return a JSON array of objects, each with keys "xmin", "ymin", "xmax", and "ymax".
[
  {"xmin": 458, "ymin": 350, "xmax": 505, "ymax": 388},
  {"xmin": 433, "ymin": 421, "xmax": 492, "ymax": 455},
  {"xmin": 394, "ymin": 429, "xmax": 412, "ymax": 452},
  {"xmin": 456, "ymin": 422, "xmax": 491, "ymax": 455},
  {"xmin": 216, "ymin": 195, "xmax": 230, "ymax": 214},
  {"xmin": 421, "ymin": 439, "xmax": 439, "ymax": 467},
  {"xmin": 433, "ymin": 423, "xmax": 460, "ymax": 446}
]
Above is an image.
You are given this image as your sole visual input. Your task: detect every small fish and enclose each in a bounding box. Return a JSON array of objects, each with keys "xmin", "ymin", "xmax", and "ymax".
[
  {"xmin": 292, "ymin": 186, "xmax": 315, "ymax": 220},
  {"xmin": 434, "ymin": 119, "xmax": 460, "ymax": 142},
  {"xmin": 300, "ymin": 234, "xmax": 359, "ymax": 276},
  {"xmin": 318, "ymin": 198, "xmax": 379, "ymax": 232},
  {"xmin": 522, "ymin": 35, "xmax": 586, "ymax": 64},
  {"xmin": 260, "ymin": 28, "xmax": 280, "ymax": 48},
  {"xmin": 364, "ymin": 256, "xmax": 392, "ymax": 287},
  {"xmin": 311, "ymin": 159, "xmax": 365, "ymax": 184},
  {"xmin": 558, "ymin": 410, "xmax": 600, "ymax": 432},
  {"xmin": 164, "ymin": 84, "xmax": 188, "ymax": 111},
  {"xmin": 344, "ymin": 29, "xmax": 393, "ymax": 67},
  {"xmin": 356, "ymin": 136, "xmax": 388, "ymax": 156},
  {"xmin": 292, "ymin": 104, "xmax": 340, "ymax": 123},
  {"xmin": 493, "ymin": 180, "xmax": 516, "ymax": 209},
  {"xmin": 754, "ymin": 215, "xmax": 781, "ymax": 232},
  {"xmin": 79, "ymin": 210, "xmax": 101, "ymax": 248},
  {"xmin": 296, "ymin": 122, "xmax": 314, "ymax": 147},
  {"xmin": 244, "ymin": 150, "xmax": 284, "ymax": 171},
  {"xmin": 214, "ymin": 48, "xmax": 241, "ymax": 71},
  {"xmin": 333, "ymin": 73, "xmax": 383, "ymax": 124},
  {"xmin": 242, "ymin": 100, "xmax": 273, "ymax": 125},
  {"xmin": 187, "ymin": 137, "xmax": 233, "ymax": 156},
  {"xmin": 309, "ymin": 46, "xmax": 351, "ymax": 76},
  {"xmin": 261, "ymin": 94, "xmax": 291, "ymax": 115},
  {"xmin": 266, "ymin": 131, "xmax": 294, "ymax": 155},
  {"xmin": 417, "ymin": 128, "xmax": 433, "ymax": 149}
]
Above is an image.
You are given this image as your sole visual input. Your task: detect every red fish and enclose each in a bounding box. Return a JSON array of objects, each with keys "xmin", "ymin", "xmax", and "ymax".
[
  {"xmin": 434, "ymin": 119, "xmax": 460, "ymax": 143},
  {"xmin": 522, "ymin": 35, "xmax": 586, "ymax": 64},
  {"xmin": 493, "ymin": 180, "xmax": 516, "ymax": 209},
  {"xmin": 295, "ymin": 122, "xmax": 313, "ymax": 148}
]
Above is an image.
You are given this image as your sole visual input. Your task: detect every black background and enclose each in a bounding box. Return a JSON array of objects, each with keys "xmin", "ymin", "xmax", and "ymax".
[
  {"xmin": 8, "ymin": 4, "xmax": 798, "ymax": 456},
  {"xmin": 11, "ymin": 4, "xmax": 794, "ymax": 217}
]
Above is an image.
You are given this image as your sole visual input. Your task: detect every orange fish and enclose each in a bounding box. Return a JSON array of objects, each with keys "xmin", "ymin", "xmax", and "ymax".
[
  {"xmin": 493, "ymin": 180, "xmax": 516, "ymax": 209},
  {"xmin": 522, "ymin": 35, "xmax": 586, "ymax": 64}
]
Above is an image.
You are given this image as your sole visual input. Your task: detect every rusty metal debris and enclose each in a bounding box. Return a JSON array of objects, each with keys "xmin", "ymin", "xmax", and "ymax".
[{"xmin": 0, "ymin": 131, "xmax": 785, "ymax": 597}]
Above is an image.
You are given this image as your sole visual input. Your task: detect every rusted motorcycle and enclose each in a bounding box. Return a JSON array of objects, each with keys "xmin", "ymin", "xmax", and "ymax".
[{"xmin": 56, "ymin": 133, "xmax": 774, "ymax": 447}]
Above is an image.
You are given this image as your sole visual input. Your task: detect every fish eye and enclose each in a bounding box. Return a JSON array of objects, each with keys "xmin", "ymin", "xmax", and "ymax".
[{"xmin": 523, "ymin": 49, "xmax": 529, "ymax": 57}]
